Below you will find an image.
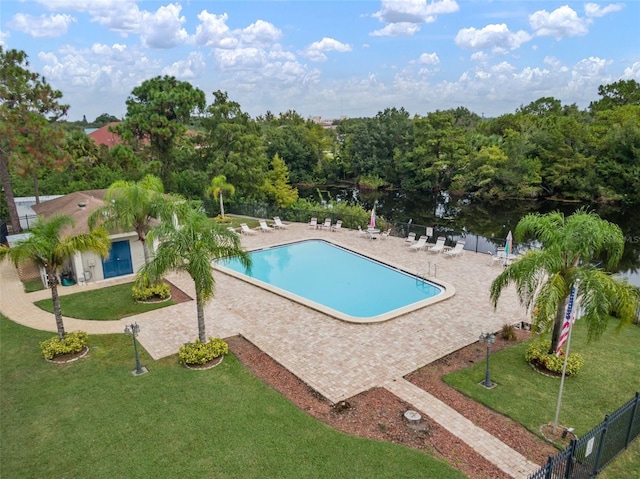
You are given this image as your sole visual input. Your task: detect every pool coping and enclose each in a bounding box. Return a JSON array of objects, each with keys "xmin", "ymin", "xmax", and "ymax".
[{"xmin": 214, "ymin": 238, "xmax": 455, "ymax": 324}]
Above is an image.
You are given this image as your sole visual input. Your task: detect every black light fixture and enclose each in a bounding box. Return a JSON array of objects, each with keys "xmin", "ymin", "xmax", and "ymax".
[
  {"xmin": 124, "ymin": 323, "xmax": 147, "ymax": 376},
  {"xmin": 479, "ymin": 332, "xmax": 496, "ymax": 388}
]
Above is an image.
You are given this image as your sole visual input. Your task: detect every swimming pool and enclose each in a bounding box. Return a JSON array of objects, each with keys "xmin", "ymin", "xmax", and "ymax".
[{"xmin": 216, "ymin": 239, "xmax": 451, "ymax": 323}]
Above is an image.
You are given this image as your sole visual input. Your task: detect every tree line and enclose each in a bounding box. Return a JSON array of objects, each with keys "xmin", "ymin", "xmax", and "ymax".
[{"xmin": 2, "ymin": 46, "xmax": 639, "ymax": 234}]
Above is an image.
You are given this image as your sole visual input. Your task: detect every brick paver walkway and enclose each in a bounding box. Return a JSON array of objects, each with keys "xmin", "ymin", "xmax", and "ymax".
[{"xmin": 0, "ymin": 222, "xmax": 537, "ymax": 478}]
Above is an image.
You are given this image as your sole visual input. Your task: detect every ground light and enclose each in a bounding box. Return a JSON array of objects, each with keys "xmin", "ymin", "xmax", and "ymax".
[
  {"xmin": 124, "ymin": 322, "xmax": 148, "ymax": 376},
  {"xmin": 479, "ymin": 332, "xmax": 496, "ymax": 389}
]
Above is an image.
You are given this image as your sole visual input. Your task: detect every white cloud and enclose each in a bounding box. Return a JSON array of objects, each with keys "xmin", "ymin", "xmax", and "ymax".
[
  {"xmin": 529, "ymin": 6, "xmax": 589, "ymax": 39},
  {"xmin": 163, "ymin": 51, "xmax": 206, "ymax": 79},
  {"xmin": 139, "ymin": 4, "xmax": 190, "ymax": 49},
  {"xmin": 418, "ymin": 52, "xmax": 440, "ymax": 66},
  {"xmin": 239, "ymin": 20, "xmax": 282, "ymax": 46},
  {"xmin": 370, "ymin": 22, "xmax": 421, "ymax": 37},
  {"xmin": 373, "ymin": 0, "xmax": 459, "ymax": 24},
  {"xmin": 302, "ymin": 37, "xmax": 352, "ymax": 62},
  {"xmin": 34, "ymin": 0, "xmax": 143, "ymax": 34},
  {"xmin": 455, "ymin": 24, "xmax": 531, "ymax": 54},
  {"xmin": 621, "ymin": 62, "xmax": 640, "ymax": 81},
  {"xmin": 0, "ymin": 29, "xmax": 9, "ymax": 47},
  {"xmin": 194, "ymin": 11, "xmax": 236, "ymax": 48},
  {"xmin": 215, "ymin": 47, "xmax": 266, "ymax": 70},
  {"xmin": 11, "ymin": 13, "xmax": 76, "ymax": 38},
  {"xmin": 584, "ymin": 3, "xmax": 624, "ymax": 18},
  {"xmin": 470, "ymin": 52, "xmax": 488, "ymax": 62}
]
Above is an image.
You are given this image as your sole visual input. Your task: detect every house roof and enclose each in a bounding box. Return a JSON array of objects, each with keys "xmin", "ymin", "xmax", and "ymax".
[
  {"xmin": 32, "ymin": 190, "xmax": 107, "ymax": 236},
  {"xmin": 87, "ymin": 122, "xmax": 122, "ymax": 148}
]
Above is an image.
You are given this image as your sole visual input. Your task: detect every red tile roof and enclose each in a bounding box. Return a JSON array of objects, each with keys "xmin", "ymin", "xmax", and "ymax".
[{"xmin": 88, "ymin": 122, "xmax": 122, "ymax": 148}]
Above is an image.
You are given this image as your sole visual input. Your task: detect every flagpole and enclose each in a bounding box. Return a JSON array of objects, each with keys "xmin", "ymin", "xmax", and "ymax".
[
  {"xmin": 553, "ymin": 317, "xmax": 574, "ymax": 435},
  {"xmin": 553, "ymin": 281, "xmax": 579, "ymax": 435}
]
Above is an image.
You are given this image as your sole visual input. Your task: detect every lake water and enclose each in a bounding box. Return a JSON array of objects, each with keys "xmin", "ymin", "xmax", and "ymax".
[{"xmin": 299, "ymin": 187, "xmax": 640, "ymax": 287}]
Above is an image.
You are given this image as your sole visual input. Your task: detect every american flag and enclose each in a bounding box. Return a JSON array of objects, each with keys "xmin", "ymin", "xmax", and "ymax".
[{"xmin": 556, "ymin": 285, "xmax": 577, "ymax": 356}]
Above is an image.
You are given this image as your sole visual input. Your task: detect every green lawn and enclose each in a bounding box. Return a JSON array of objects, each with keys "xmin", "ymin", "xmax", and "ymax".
[
  {"xmin": 0, "ymin": 316, "xmax": 465, "ymax": 479},
  {"xmin": 34, "ymin": 282, "xmax": 176, "ymax": 320},
  {"xmin": 23, "ymin": 278, "xmax": 46, "ymax": 293},
  {"xmin": 444, "ymin": 320, "xmax": 640, "ymax": 474}
]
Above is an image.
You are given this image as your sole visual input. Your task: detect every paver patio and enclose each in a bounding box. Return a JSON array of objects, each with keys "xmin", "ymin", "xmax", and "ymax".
[{"xmin": 0, "ymin": 222, "xmax": 538, "ymax": 478}]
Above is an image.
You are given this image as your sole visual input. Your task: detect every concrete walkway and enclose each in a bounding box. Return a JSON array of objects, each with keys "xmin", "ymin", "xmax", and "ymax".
[
  {"xmin": 0, "ymin": 223, "xmax": 540, "ymax": 478},
  {"xmin": 384, "ymin": 378, "xmax": 540, "ymax": 478}
]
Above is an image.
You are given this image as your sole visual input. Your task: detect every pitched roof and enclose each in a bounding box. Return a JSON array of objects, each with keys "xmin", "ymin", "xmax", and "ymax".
[
  {"xmin": 87, "ymin": 122, "xmax": 122, "ymax": 148},
  {"xmin": 32, "ymin": 190, "xmax": 107, "ymax": 236}
]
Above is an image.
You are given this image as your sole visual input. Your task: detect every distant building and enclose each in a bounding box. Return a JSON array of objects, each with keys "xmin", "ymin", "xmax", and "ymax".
[
  {"xmin": 87, "ymin": 122, "xmax": 122, "ymax": 148},
  {"xmin": 310, "ymin": 116, "xmax": 348, "ymax": 129}
]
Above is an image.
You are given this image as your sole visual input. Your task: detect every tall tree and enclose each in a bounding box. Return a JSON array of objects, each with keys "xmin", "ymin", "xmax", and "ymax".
[
  {"xmin": 200, "ymin": 90, "xmax": 267, "ymax": 198},
  {"xmin": 205, "ymin": 174, "xmax": 235, "ymax": 218},
  {"xmin": 262, "ymin": 154, "xmax": 299, "ymax": 208},
  {"xmin": 0, "ymin": 215, "xmax": 110, "ymax": 338},
  {"xmin": 88, "ymin": 175, "xmax": 181, "ymax": 264},
  {"xmin": 0, "ymin": 47, "xmax": 68, "ymax": 233},
  {"xmin": 490, "ymin": 209, "xmax": 640, "ymax": 354},
  {"xmin": 114, "ymin": 75, "xmax": 205, "ymax": 190},
  {"xmin": 136, "ymin": 208, "xmax": 250, "ymax": 342}
]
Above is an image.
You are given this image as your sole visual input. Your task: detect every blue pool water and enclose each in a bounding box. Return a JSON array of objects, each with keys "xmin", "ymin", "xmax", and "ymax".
[{"xmin": 218, "ymin": 240, "xmax": 443, "ymax": 319}]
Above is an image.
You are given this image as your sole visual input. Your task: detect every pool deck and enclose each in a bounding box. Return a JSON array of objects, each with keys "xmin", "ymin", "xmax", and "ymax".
[{"xmin": 0, "ymin": 222, "xmax": 539, "ymax": 478}]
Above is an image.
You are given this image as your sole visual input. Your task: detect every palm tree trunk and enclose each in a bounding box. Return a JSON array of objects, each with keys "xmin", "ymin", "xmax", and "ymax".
[
  {"xmin": 219, "ymin": 193, "xmax": 225, "ymax": 218},
  {"xmin": 49, "ymin": 271, "xmax": 66, "ymax": 339},
  {"xmin": 549, "ymin": 303, "xmax": 566, "ymax": 354},
  {"xmin": 196, "ymin": 290, "xmax": 206, "ymax": 343}
]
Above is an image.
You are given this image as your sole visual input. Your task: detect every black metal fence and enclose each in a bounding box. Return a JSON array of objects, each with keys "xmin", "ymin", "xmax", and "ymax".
[{"xmin": 529, "ymin": 391, "xmax": 640, "ymax": 479}]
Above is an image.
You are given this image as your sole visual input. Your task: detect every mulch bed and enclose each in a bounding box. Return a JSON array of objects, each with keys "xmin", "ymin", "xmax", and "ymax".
[
  {"xmin": 166, "ymin": 280, "xmax": 192, "ymax": 304},
  {"xmin": 227, "ymin": 332, "xmax": 558, "ymax": 479}
]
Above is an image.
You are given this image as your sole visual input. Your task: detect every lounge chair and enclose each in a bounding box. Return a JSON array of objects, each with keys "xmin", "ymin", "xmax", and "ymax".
[
  {"xmin": 308, "ymin": 217, "xmax": 317, "ymax": 229},
  {"xmin": 409, "ymin": 236, "xmax": 428, "ymax": 251},
  {"xmin": 405, "ymin": 232, "xmax": 416, "ymax": 245},
  {"xmin": 380, "ymin": 228, "xmax": 391, "ymax": 240},
  {"xmin": 259, "ymin": 219, "xmax": 274, "ymax": 232},
  {"xmin": 444, "ymin": 240, "xmax": 465, "ymax": 258},
  {"xmin": 240, "ymin": 223, "xmax": 256, "ymax": 235},
  {"xmin": 330, "ymin": 220, "xmax": 342, "ymax": 232},
  {"xmin": 273, "ymin": 217, "xmax": 288, "ymax": 229},
  {"xmin": 489, "ymin": 247, "xmax": 506, "ymax": 266},
  {"xmin": 321, "ymin": 218, "xmax": 332, "ymax": 230},
  {"xmin": 227, "ymin": 226, "xmax": 239, "ymax": 236},
  {"xmin": 357, "ymin": 226, "xmax": 367, "ymax": 236},
  {"xmin": 427, "ymin": 236, "xmax": 447, "ymax": 254}
]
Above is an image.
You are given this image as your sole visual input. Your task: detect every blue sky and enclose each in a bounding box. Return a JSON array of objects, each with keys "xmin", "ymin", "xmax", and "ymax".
[{"xmin": 2, "ymin": 1, "xmax": 638, "ymax": 121}]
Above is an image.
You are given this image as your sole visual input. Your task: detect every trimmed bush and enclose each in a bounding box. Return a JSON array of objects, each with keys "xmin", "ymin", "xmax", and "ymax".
[
  {"xmin": 525, "ymin": 340, "xmax": 585, "ymax": 376},
  {"xmin": 40, "ymin": 331, "xmax": 88, "ymax": 360},
  {"xmin": 132, "ymin": 282, "xmax": 170, "ymax": 301},
  {"xmin": 178, "ymin": 337, "xmax": 229, "ymax": 365}
]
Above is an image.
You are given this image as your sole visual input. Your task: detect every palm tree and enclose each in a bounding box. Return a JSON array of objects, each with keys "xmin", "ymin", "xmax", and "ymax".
[
  {"xmin": 491, "ymin": 209, "xmax": 640, "ymax": 354},
  {"xmin": 136, "ymin": 208, "xmax": 250, "ymax": 342},
  {"xmin": 89, "ymin": 175, "xmax": 182, "ymax": 265},
  {"xmin": 205, "ymin": 174, "xmax": 235, "ymax": 218},
  {"xmin": 0, "ymin": 215, "xmax": 110, "ymax": 339}
]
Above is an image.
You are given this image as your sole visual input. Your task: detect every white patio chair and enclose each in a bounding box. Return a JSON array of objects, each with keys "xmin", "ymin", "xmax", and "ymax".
[
  {"xmin": 427, "ymin": 236, "xmax": 447, "ymax": 254},
  {"xmin": 240, "ymin": 223, "xmax": 256, "ymax": 235},
  {"xmin": 405, "ymin": 232, "xmax": 416, "ymax": 245},
  {"xmin": 409, "ymin": 236, "xmax": 428, "ymax": 251},
  {"xmin": 321, "ymin": 218, "xmax": 332, "ymax": 230},
  {"xmin": 259, "ymin": 219, "xmax": 274, "ymax": 232},
  {"xmin": 308, "ymin": 217, "xmax": 317, "ymax": 229},
  {"xmin": 331, "ymin": 220, "xmax": 342, "ymax": 232},
  {"xmin": 273, "ymin": 217, "xmax": 288, "ymax": 229},
  {"xmin": 444, "ymin": 240, "xmax": 465, "ymax": 258}
]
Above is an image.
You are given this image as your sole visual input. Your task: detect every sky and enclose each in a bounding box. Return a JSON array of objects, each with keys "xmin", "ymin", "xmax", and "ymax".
[{"xmin": 1, "ymin": 1, "xmax": 639, "ymax": 122}]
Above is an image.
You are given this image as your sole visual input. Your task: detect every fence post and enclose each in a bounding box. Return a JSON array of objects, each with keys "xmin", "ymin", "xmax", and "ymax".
[
  {"xmin": 592, "ymin": 414, "xmax": 610, "ymax": 476},
  {"xmin": 624, "ymin": 392, "xmax": 640, "ymax": 448},
  {"xmin": 542, "ymin": 455, "xmax": 554, "ymax": 479},
  {"xmin": 564, "ymin": 439, "xmax": 577, "ymax": 479}
]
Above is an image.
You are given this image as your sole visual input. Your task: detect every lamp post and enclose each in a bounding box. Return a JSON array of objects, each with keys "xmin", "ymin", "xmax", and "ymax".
[
  {"xmin": 124, "ymin": 323, "xmax": 147, "ymax": 376},
  {"xmin": 479, "ymin": 332, "xmax": 496, "ymax": 388}
]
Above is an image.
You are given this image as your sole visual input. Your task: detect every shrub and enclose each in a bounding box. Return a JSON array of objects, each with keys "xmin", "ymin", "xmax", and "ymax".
[
  {"xmin": 500, "ymin": 323, "xmax": 517, "ymax": 341},
  {"xmin": 40, "ymin": 331, "xmax": 89, "ymax": 360},
  {"xmin": 214, "ymin": 215, "xmax": 232, "ymax": 224},
  {"xmin": 132, "ymin": 282, "xmax": 170, "ymax": 301},
  {"xmin": 178, "ymin": 338, "xmax": 229, "ymax": 365},
  {"xmin": 525, "ymin": 340, "xmax": 585, "ymax": 376}
]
